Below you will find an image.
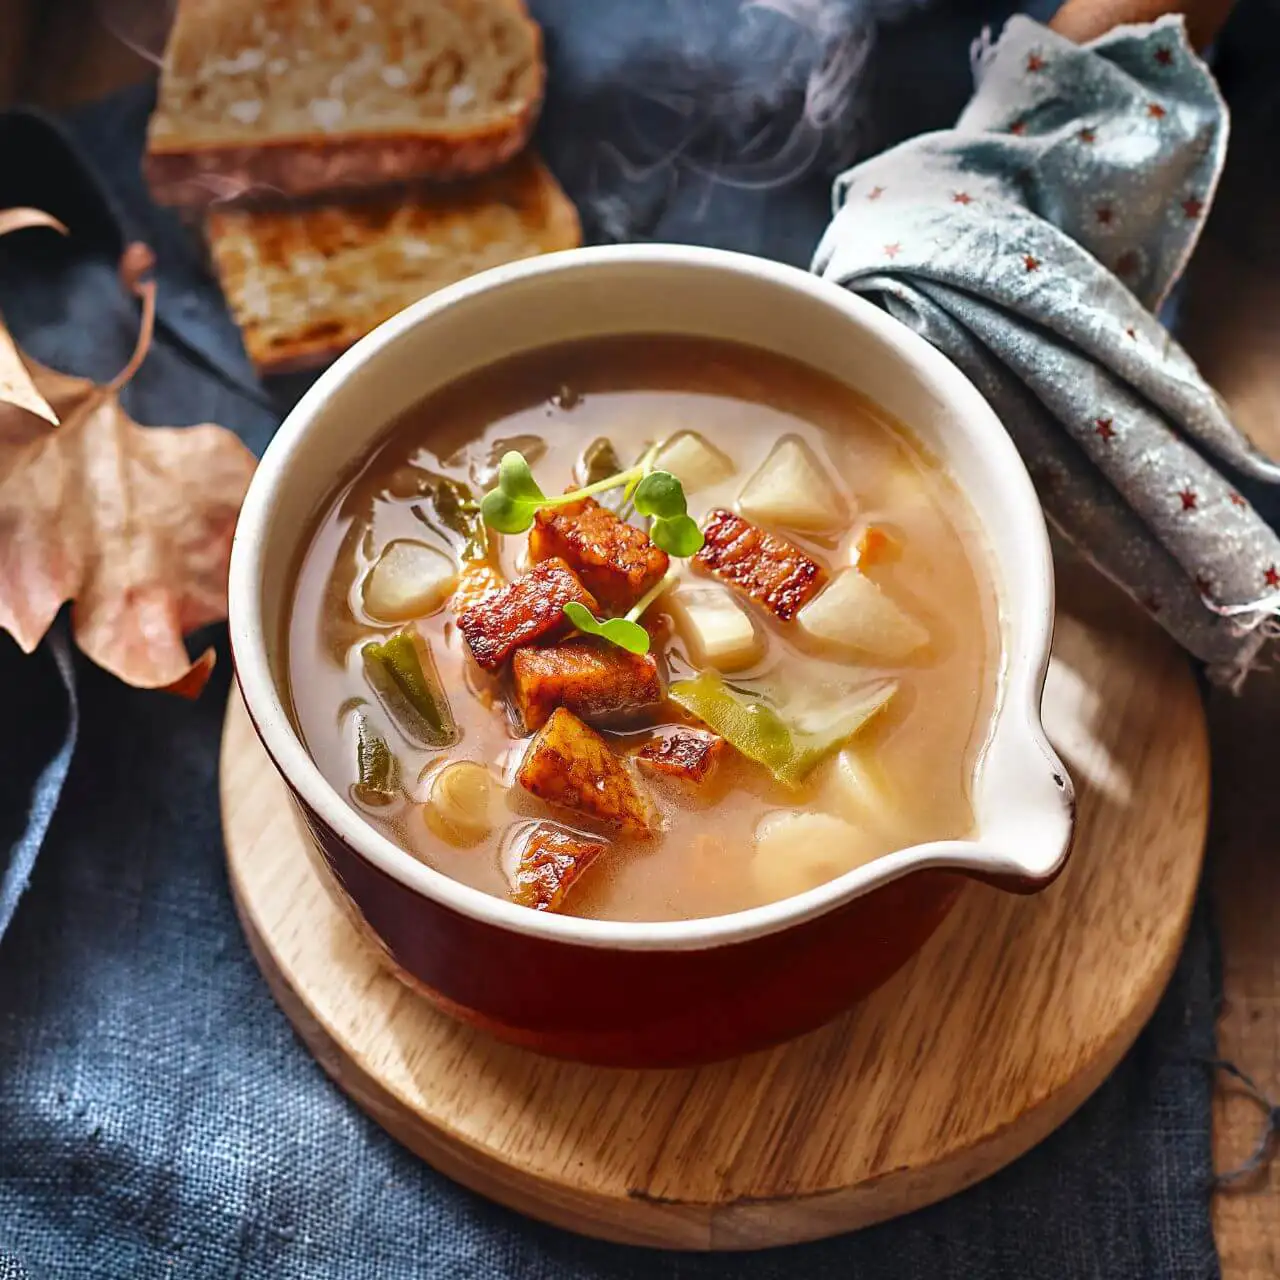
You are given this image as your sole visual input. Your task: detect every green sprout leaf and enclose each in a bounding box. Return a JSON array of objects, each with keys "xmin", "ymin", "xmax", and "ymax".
[
  {"xmin": 480, "ymin": 487, "xmax": 533, "ymax": 534},
  {"xmin": 479, "ymin": 445, "xmax": 704, "ymax": 559},
  {"xmin": 651, "ymin": 513, "xmax": 704, "ymax": 557},
  {"xmin": 497, "ymin": 451, "xmax": 546, "ymax": 502},
  {"xmin": 632, "ymin": 470, "xmax": 685, "ymax": 519},
  {"xmin": 477, "ymin": 451, "xmax": 550, "ymax": 533},
  {"xmin": 562, "ymin": 601, "xmax": 651, "ymax": 655}
]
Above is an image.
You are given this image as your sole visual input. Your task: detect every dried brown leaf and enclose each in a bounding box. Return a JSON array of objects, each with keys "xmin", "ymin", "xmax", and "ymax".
[
  {"xmin": 0, "ymin": 209, "xmax": 68, "ymax": 425},
  {"xmin": 0, "ymin": 241, "xmax": 256, "ymax": 697}
]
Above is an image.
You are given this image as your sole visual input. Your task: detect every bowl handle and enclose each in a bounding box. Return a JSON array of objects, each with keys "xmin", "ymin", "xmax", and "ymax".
[{"xmin": 966, "ymin": 708, "xmax": 1076, "ymax": 893}]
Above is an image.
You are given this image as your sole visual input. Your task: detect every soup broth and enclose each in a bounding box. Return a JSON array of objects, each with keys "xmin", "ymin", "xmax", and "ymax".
[{"xmin": 287, "ymin": 336, "xmax": 999, "ymax": 922}]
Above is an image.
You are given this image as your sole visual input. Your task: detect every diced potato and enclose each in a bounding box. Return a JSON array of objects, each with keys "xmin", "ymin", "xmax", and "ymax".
[
  {"xmin": 797, "ymin": 568, "xmax": 929, "ymax": 661},
  {"xmin": 653, "ymin": 431, "xmax": 736, "ymax": 494},
  {"xmin": 516, "ymin": 707, "xmax": 654, "ymax": 834},
  {"xmin": 424, "ymin": 761, "xmax": 502, "ymax": 847},
  {"xmin": 752, "ymin": 811, "xmax": 882, "ymax": 903},
  {"xmin": 666, "ymin": 584, "xmax": 762, "ymax": 671},
  {"xmin": 815, "ymin": 746, "xmax": 904, "ymax": 841},
  {"xmin": 872, "ymin": 457, "xmax": 939, "ymax": 523},
  {"xmin": 737, "ymin": 436, "xmax": 847, "ymax": 534},
  {"xmin": 362, "ymin": 540, "xmax": 457, "ymax": 622}
]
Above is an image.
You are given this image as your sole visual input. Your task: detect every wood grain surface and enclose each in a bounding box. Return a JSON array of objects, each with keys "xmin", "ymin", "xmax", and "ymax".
[
  {"xmin": 220, "ymin": 563, "xmax": 1210, "ymax": 1249},
  {"xmin": 1178, "ymin": 99, "xmax": 1280, "ymax": 1275}
]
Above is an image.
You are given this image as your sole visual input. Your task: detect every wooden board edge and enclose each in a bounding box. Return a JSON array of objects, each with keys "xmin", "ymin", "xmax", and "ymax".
[{"xmin": 220, "ymin": 685, "xmax": 1210, "ymax": 1251}]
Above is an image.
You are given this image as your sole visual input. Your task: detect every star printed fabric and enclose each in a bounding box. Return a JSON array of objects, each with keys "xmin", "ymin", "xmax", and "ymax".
[{"xmin": 813, "ymin": 14, "xmax": 1280, "ymax": 681}]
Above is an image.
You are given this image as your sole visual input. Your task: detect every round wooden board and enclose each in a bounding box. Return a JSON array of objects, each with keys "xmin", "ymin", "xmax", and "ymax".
[{"xmin": 220, "ymin": 563, "xmax": 1210, "ymax": 1251}]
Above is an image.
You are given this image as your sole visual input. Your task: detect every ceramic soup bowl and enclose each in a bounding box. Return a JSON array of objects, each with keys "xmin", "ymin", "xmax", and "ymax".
[{"xmin": 228, "ymin": 244, "xmax": 1074, "ymax": 1068}]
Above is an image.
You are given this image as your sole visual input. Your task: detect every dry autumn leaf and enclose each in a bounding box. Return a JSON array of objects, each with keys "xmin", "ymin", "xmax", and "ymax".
[
  {"xmin": 0, "ymin": 239, "xmax": 257, "ymax": 697},
  {"xmin": 0, "ymin": 209, "xmax": 68, "ymax": 425}
]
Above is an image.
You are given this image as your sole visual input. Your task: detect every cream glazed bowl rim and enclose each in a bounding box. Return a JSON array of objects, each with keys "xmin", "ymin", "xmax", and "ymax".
[{"xmin": 228, "ymin": 243, "xmax": 1075, "ymax": 953}]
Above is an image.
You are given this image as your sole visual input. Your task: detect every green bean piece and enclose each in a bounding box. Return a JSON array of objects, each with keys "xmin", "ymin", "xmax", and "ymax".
[
  {"xmin": 352, "ymin": 712, "xmax": 398, "ymax": 806},
  {"xmin": 361, "ymin": 630, "xmax": 459, "ymax": 749}
]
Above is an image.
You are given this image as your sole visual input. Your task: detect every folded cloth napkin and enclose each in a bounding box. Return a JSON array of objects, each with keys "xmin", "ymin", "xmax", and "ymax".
[{"xmin": 815, "ymin": 13, "xmax": 1280, "ymax": 682}]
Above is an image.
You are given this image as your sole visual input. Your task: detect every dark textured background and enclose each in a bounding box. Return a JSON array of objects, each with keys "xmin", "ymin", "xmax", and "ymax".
[{"xmin": 0, "ymin": 1, "xmax": 1243, "ymax": 1274}]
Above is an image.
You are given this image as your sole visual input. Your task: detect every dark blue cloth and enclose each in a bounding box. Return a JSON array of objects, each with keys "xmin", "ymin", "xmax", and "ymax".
[{"xmin": 1, "ymin": 1, "xmax": 1256, "ymax": 1274}]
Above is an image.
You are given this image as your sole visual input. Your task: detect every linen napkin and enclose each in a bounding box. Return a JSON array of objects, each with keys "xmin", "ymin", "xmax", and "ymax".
[{"xmin": 815, "ymin": 14, "xmax": 1280, "ymax": 682}]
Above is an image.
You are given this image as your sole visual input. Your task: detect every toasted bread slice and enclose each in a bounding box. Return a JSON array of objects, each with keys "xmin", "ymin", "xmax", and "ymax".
[
  {"xmin": 145, "ymin": 0, "xmax": 544, "ymax": 207},
  {"xmin": 205, "ymin": 154, "xmax": 580, "ymax": 373}
]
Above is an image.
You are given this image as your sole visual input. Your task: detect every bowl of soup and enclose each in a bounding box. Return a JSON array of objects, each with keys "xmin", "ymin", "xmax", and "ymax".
[{"xmin": 228, "ymin": 244, "xmax": 1073, "ymax": 1067}]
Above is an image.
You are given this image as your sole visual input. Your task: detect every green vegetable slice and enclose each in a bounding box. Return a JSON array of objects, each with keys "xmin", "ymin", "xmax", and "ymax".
[
  {"xmin": 668, "ymin": 671, "xmax": 896, "ymax": 788},
  {"xmin": 406, "ymin": 471, "xmax": 487, "ymax": 562},
  {"xmin": 361, "ymin": 630, "xmax": 459, "ymax": 748},
  {"xmin": 580, "ymin": 437, "xmax": 623, "ymax": 488},
  {"xmin": 352, "ymin": 711, "xmax": 399, "ymax": 806}
]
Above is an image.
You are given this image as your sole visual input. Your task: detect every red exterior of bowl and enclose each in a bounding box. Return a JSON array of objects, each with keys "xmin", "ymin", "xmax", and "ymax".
[
  {"xmin": 289, "ymin": 788, "xmax": 965, "ymax": 1068},
  {"xmin": 227, "ymin": 247, "xmax": 1073, "ymax": 1073}
]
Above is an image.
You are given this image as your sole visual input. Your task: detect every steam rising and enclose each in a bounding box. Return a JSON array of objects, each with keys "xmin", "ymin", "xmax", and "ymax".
[
  {"xmin": 541, "ymin": 0, "xmax": 932, "ymax": 243},
  {"xmin": 96, "ymin": 0, "xmax": 174, "ymax": 67},
  {"xmin": 96, "ymin": 0, "xmax": 926, "ymax": 228}
]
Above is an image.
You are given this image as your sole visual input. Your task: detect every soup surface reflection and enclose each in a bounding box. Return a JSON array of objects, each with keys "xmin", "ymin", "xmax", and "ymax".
[{"xmin": 287, "ymin": 336, "xmax": 999, "ymax": 922}]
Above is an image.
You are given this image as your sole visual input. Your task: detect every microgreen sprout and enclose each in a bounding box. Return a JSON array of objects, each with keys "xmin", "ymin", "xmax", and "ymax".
[
  {"xmin": 479, "ymin": 446, "xmax": 705, "ymax": 558},
  {"xmin": 562, "ymin": 571, "xmax": 676, "ymax": 656}
]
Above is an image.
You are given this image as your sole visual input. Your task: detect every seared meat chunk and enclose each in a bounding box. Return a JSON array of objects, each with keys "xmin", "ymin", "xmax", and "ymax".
[
  {"xmin": 458, "ymin": 558, "xmax": 597, "ymax": 672},
  {"xmin": 516, "ymin": 707, "xmax": 653, "ymax": 834},
  {"xmin": 529, "ymin": 498, "xmax": 669, "ymax": 612},
  {"xmin": 693, "ymin": 508, "xmax": 827, "ymax": 621},
  {"xmin": 510, "ymin": 823, "xmax": 607, "ymax": 912},
  {"xmin": 636, "ymin": 728, "xmax": 725, "ymax": 786},
  {"xmin": 512, "ymin": 639, "xmax": 662, "ymax": 733}
]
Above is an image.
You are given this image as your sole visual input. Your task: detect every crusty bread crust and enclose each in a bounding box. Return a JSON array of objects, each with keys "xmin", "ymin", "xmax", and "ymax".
[
  {"xmin": 146, "ymin": 0, "xmax": 544, "ymax": 208},
  {"xmin": 145, "ymin": 104, "xmax": 539, "ymax": 207},
  {"xmin": 205, "ymin": 154, "xmax": 580, "ymax": 374}
]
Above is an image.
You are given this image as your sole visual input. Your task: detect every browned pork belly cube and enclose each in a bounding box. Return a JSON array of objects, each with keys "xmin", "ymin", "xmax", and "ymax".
[
  {"xmin": 458, "ymin": 558, "xmax": 597, "ymax": 672},
  {"xmin": 510, "ymin": 823, "xmax": 608, "ymax": 912},
  {"xmin": 516, "ymin": 707, "xmax": 653, "ymax": 834},
  {"xmin": 511, "ymin": 639, "xmax": 662, "ymax": 733},
  {"xmin": 636, "ymin": 728, "xmax": 725, "ymax": 785},
  {"xmin": 529, "ymin": 498, "xmax": 669, "ymax": 612},
  {"xmin": 692, "ymin": 508, "xmax": 827, "ymax": 621}
]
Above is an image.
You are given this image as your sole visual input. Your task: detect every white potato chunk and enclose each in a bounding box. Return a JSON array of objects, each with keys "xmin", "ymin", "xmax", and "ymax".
[
  {"xmin": 870, "ymin": 458, "xmax": 939, "ymax": 524},
  {"xmin": 425, "ymin": 760, "xmax": 501, "ymax": 846},
  {"xmin": 363, "ymin": 540, "xmax": 458, "ymax": 622},
  {"xmin": 816, "ymin": 746, "xmax": 905, "ymax": 841},
  {"xmin": 752, "ymin": 811, "xmax": 882, "ymax": 903},
  {"xmin": 666, "ymin": 584, "xmax": 762, "ymax": 672},
  {"xmin": 797, "ymin": 568, "xmax": 928, "ymax": 661},
  {"xmin": 653, "ymin": 431, "xmax": 736, "ymax": 493},
  {"xmin": 737, "ymin": 435, "xmax": 847, "ymax": 533}
]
